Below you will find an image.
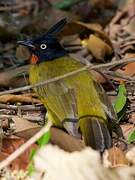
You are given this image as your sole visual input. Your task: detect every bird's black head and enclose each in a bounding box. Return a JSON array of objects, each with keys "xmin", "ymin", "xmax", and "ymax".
[{"xmin": 18, "ymin": 18, "xmax": 67, "ymax": 64}]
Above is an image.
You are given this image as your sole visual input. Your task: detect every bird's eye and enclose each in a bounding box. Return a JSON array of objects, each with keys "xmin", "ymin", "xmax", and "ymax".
[{"xmin": 40, "ymin": 44, "xmax": 47, "ymax": 49}]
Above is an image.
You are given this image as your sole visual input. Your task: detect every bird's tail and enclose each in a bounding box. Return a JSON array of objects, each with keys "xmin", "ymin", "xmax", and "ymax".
[{"xmin": 78, "ymin": 116, "xmax": 112, "ymax": 152}]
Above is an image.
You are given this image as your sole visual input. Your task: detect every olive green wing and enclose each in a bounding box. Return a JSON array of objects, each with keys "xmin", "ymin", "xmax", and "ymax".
[
  {"xmin": 93, "ymin": 80, "xmax": 123, "ymax": 137},
  {"xmin": 30, "ymin": 65, "xmax": 81, "ymax": 137}
]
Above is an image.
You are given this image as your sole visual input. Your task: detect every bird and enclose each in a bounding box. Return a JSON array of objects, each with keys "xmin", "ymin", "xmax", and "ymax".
[{"xmin": 18, "ymin": 18, "xmax": 122, "ymax": 151}]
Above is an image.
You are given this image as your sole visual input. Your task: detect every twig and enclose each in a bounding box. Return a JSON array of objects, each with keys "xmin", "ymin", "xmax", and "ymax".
[
  {"xmin": 103, "ymin": 70, "xmax": 133, "ymax": 81},
  {"xmin": 0, "ymin": 58, "xmax": 135, "ymax": 96},
  {"xmin": 0, "ymin": 120, "xmax": 52, "ymax": 170},
  {"xmin": 0, "ymin": 1, "xmax": 36, "ymax": 11},
  {"xmin": 0, "ymin": 114, "xmax": 43, "ymax": 122},
  {"xmin": 107, "ymin": 91, "xmax": 117, "ymax": 96},
  {"xmin": 0, "ymin": 104, "xmax": 44, "ymax": 111}
]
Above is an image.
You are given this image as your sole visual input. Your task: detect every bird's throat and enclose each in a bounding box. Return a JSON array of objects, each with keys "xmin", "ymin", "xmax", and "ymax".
[{"xmin": 31, "ymin": 54, "xmax": 39, "ymax": 64}]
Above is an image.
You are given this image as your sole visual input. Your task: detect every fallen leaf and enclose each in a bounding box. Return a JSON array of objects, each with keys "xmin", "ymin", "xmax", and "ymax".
[
  {"xmin": 118, "ymin": 62, "xmax": 135, "ymax": 77},
  {"xmin": 13, "ymin": 117, "xmax": 41, "ymax": 139},
  {"xmin": 116, "ymin": 54, "xmax": 135, "ymax": 77},
  {"xmin": 61, "ymin": 21, "xmax": 112, "ymax": 46},
  {"xmin": 50, "ymin": 127, "xmax": 85, "ymax": 152},
  {"xmin": 0, "ymin": 94, "xmax": 41, "ymax": 104},
  {"xmin": 129, "ymin": 112, "xmax": 135, "ymax": 124},
  {"xmin": 91, "ymin": 70, "xmax": 107, "ymax": 83},
  {"xmin": 108, "ymin": 24, "xmax": 121, "ymax": 39},
  {"xmin": 121, "ymin": 124, "xmax": 135, "ymax": 140},
  {"xmin": 87, "ymin": 34, "xmax": 112, "ymax": 60},
  {"xmin": 0, "ymin": 151, "xmax": 9, "ymax": 161},
  {"xmin": 103, "ymin": 147, "xmax": 129, "ymax": 167},
  {"xmin": 2, "ymin": 137, "xmax": 38, "ymax": 170},
  {"xmin": 15, "ymin": 127, "xmax": 41, "ymax": 140},
  {"xmin": 61, "ymin": 21, "xmax": 102, "ymax": 36},
  {"xmin": 126, "ymin": 146, "xmax": 135, "ymax": 164},
  {"xmin": 75, "ymin": 21, "xmax": 112, "ymax": 46},
  {"xmin": 123, "ymin": 18, "xmax": 135, "ymax": 35}
]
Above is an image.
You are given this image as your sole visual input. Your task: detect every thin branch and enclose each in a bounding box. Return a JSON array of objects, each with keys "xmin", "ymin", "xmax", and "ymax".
[
  {"xmin": 0, "ymin": 121, "xmax": 52, "ymax": 170},
  {"xmin": 107, "ymin": 91, "xmax": 117, "ymax": 96},
  {"xmin": 0, "ymin": 1, "xmax": 36, "ymax": 11},
  {"xmin": 0, "ymin": 58, "xmax": 135, "ymax": 96},
  {"xmin": 103, "ymin": 70, "xmax": 133, "ymax": 81},
  {"xmin": 0, "ymin": 104, "xmax": 44, "ymax": 111},
  {"xmin": 0, "ymin": 114, "xmax": 43, "ymax": 122}
]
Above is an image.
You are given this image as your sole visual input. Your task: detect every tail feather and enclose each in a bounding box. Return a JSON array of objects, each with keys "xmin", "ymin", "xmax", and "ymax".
[{"xmin": 79, "ymin": 116, "xmax": 112, "ymax": 152}]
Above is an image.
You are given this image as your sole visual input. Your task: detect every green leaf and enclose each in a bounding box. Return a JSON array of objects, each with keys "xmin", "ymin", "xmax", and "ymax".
[
  {"xmin": 37, "ymin": 131, "xmax": 51, "ymax": 147},
  {"xmin": 28, "ymin": 162, "xmax": 35, "ymax": 176},
  {"xmin": 28, "ymin": 149, "xmax": 37, "ymax": 175},
  {"xmin": 29, "ymin": 148, "xmax": 37, "ymax": 161},
  {"xmin": 53, "ymin": 0, "xmax": 85, "ymax": 10},
  {"xmin": 114, "ymin": 84, "xmax": 127, "ymax": 114},
  {"xmin": 127, "ymin": 129, "xmax": 135, "ymax": 144},
  {"xmin": 27, "ymin": 131, "xmax": 51, "ymax": 175}
]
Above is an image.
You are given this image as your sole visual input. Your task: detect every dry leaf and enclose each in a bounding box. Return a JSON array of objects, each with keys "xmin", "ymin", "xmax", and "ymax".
[
  {"xmin": 77, "ymin": 21, "xmax": 103, "ymax": 31},
  {"xmin": 87, "ymin": 34, "xmax": 112, "ymax": 60},
  {"xmin": 121, "ymin": 124, "xmax": 135, "ymax": 140},
  {"xmin": 91, "ymin": 70, "xmax": 107, "ymax": 83},
  {"xmin": 0, "ymin": 151, "xmax": 9, "ymax": 161},
  {"xmin": 74, "ymin": 21, "xmax": 112, "ymax": 46},
  {"xmin": 129, "ymin": 112, "xmax": 135, "ymax": 124},
  {"xmin": 13, "ymin": 117, "xmax": 41, "ymax": 139},
  {"xmin": 0, "ymin": 94, "xmax": 41, "ymax": 103},
  {"xmin": 126, "ymin": 146, "xmax": 135, "ymax": 164},
  {"xmin": 123, "ymin": 18, "xmax": 135, "ymax": 35},
  {"xmin": 117, "ymin": 63, "xmax": 135, "ymax": 77},
  {"xmin": 108, "ymin": 24, "xmax": 121, "ymax": 39},
  {"xmin": 61, "ymin": 21, "xmax": 102, "ymax": 36},
  {"xmin": 61, "ymin": 21, "xmax": 112, "ymax": 46},
  {"xmin": 103, "ymin": 147, "xmax": 129, "ymax": 167},
  {"xmin": 15, "ymin": 127, "xmax": 41, "ymax": 140},
  {"xmin": 50, "ymin": 127, "xmax": 85, "ymax": 152},
  {"xmin": 88, "ymin": 0, "xmax": 115, "ymax": 8},
  {"xmin": 2, "ymin": 137, "xmax": 37, "ymax": 170},
  {"xmin": 111, "ymin": 54, "xmax": 135, "ymax": 82}
]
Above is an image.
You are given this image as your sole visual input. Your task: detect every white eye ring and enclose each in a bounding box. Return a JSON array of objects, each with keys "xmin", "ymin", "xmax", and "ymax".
[{"xmin": 40, "ymin": 44, "xmax": 47, "ymax": 49}]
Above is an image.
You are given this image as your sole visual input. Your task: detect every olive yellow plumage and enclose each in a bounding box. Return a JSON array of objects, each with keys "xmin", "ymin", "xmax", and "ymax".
[
  {"xmin": 29, "ymin": 56, "xmax": 111, "ymax": 150},
  {"xmin": 18, "ymin": 18, "xmax": 122, "ymax": 151}
]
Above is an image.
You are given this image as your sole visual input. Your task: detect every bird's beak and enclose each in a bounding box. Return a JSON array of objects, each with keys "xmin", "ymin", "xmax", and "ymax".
[{"xmin": 17, "ymin": 40, "xmax": 35, "ymax": 49}]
